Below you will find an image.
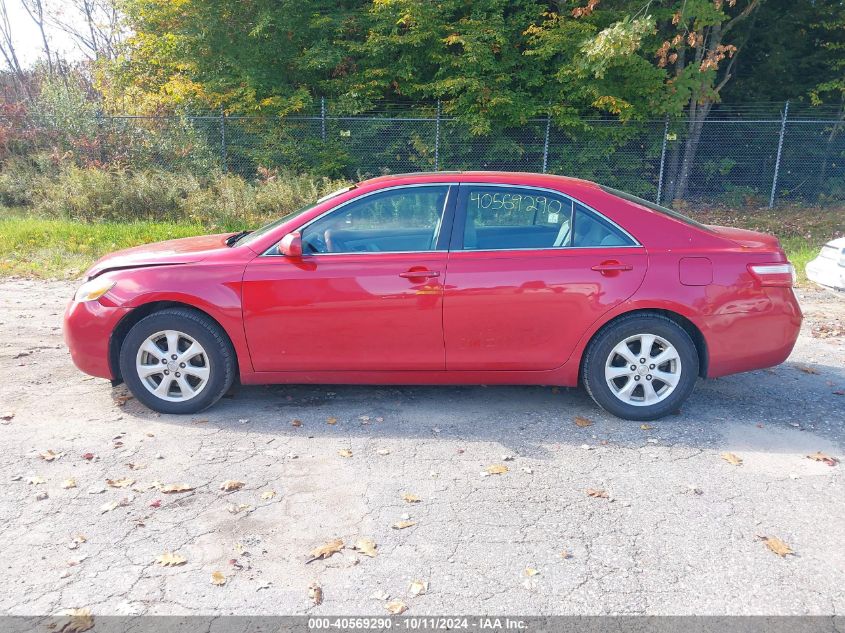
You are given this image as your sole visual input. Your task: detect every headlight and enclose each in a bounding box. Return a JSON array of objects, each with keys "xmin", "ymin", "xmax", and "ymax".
[{"xmin": 73, "ymin": 278, "xmax": 116, "ymax": 302}]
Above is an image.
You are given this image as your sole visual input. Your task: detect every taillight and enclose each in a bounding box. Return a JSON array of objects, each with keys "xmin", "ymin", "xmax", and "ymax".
[{"xmin": 747, "ymin": 263, "xmax": 796, "ymax": 287}]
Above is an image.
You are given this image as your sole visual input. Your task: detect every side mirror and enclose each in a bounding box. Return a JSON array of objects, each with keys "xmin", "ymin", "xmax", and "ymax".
[{"xmin": 278, "ymin": 231, "xmax": 303, "ymax": 257}]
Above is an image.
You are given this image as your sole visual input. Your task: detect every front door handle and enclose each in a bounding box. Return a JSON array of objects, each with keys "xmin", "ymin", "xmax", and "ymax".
[
  {"xmin": 399, "ymin": 269, "xmax": 440, "ymax": 279},
  {"xmin": 591, "ymin": 262, "xmax": 633, "ymax": 273}
]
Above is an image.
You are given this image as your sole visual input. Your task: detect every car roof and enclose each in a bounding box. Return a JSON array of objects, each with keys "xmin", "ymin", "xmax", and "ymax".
[{"xmin": 358, "ymin": 171, "xmax": 601, "ymax": 191}]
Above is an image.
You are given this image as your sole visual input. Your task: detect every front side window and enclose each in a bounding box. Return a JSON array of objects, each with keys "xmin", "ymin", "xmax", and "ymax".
[
  {"xmin": 301, "ymin": 186, "xmax": 449, "ymax": 254},
  {"xmin": 462, "ymin": 186, "xmax": 574, "ymax": 250}
]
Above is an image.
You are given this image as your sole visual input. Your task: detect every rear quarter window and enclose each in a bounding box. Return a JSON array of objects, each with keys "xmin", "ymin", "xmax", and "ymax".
[{"xmin": 599, "ymin": 185, "xmax": 713, "ymax": 232}]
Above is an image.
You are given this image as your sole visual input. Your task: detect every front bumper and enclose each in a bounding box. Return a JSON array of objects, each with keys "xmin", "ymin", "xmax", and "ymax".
[
  {"xmin": 63, "ymin": 299, "xmax": 131, "ymax": 380},
  {"xmin": 806, "ymin": 257, "xmax": 844, "ymax": 291}
]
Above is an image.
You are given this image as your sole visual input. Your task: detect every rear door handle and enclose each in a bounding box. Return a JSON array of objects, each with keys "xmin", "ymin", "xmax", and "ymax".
[
  {"xmin": 399, "ymin": 269, "xmax": 440, "ymax": 279},
  {"xmin": 591, "ymin": 262, "xmax": 633, "ymax": 272}
]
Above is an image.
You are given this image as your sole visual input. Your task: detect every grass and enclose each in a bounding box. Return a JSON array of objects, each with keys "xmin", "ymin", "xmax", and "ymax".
[
  {"xmin": 0, "ymin": 201, "xmax": 841, "ymax": 282},
  {"xmin": 0, "ymin": 214, "xmax": 206, "ymax": 278}
]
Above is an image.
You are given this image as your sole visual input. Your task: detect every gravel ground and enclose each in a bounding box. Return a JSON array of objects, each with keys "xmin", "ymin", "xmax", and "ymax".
[{"xmin": 0, "ymin": 279, "xmax": 843, "ymax": 616}]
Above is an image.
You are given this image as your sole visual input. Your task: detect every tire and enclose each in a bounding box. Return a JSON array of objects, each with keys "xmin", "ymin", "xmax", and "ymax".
[
  {"xmin": 582, "ymin": 314, "xmax": 699, "ymax": 421},
  {"xmin": 119, "ymin": 308, "xmax": 236, "ymax": 414}
]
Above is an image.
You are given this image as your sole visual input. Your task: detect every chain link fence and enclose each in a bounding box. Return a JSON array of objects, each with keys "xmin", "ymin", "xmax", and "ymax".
[{"xmin": 2, "ymin": 101, "xmax": 844, "ymax": 208}]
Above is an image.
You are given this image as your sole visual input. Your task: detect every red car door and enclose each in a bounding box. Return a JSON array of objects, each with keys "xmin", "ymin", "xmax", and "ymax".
[
  {"xmin": 443, "ymin": 184, "xmax": 648, "ymax": 371},
  {"xmin": 242, "ymin": 185, "xmax": 454, "ymax": 372}
]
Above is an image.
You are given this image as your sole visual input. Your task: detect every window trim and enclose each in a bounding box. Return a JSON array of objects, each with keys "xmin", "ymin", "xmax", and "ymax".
[
  {"xmin": 452, "ymin": 183, "xmax": 641, "ymax": 253},
  {"xmin": 262, "ymin": 183, "xmax": 457, "ymax": 257}
]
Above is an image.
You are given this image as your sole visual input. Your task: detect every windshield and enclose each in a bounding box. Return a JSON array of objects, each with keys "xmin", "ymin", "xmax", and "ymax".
[
  {"xmin": 234, "ymin": 185, "xmax": 356, "ymax": 247},
  {"xmin": 600, "ymin": 185, "xmax": 713, "ymax": 231}
]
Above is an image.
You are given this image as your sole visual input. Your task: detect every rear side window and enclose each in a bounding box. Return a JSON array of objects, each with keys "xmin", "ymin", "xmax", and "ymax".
[{"xmin": 573, "ymin": 203, "xmax": 635, "ymax": 247}]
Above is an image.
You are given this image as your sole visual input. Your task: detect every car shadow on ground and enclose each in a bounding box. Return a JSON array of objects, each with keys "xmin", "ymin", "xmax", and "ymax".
[{"xmin": 110, "ymin": 356, "xmax": 845, "ymax": 458}]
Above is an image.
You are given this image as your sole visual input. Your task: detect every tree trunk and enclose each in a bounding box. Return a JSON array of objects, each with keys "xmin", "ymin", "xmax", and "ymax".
[{"xmin": 673, "ymin": 102, "xmax": 713, "ymax": 202}]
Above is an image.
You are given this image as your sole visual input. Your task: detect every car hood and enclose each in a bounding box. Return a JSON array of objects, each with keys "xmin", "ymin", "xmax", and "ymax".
[
  {"xmin": 706, "ymin": 225, "xmax": 782, "ymax": 251},
  {"xmin": 85, "ymin": 233, "xmax": 231, "ymax": 279}
]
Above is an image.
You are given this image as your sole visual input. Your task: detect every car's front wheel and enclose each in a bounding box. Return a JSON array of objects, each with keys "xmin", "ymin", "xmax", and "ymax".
[
  {"xmin": 582, "ymin": 314, "xmax": 699, "ymax": 421},
  {"xmin": 119, "ymin": 308, "xmax": 236, "ymax": 414}
]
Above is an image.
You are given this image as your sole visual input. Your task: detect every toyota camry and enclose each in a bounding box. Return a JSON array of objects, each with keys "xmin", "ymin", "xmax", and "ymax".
[{"xmin": 64, "ymin": 172, "xmax": 802, "ymax": 420}]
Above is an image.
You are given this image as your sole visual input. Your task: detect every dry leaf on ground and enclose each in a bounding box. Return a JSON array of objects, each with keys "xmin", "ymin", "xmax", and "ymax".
[
  {"xmin": 106, "ymin": 478, "xmax": 134, "ymax": 488},
  {"xmin": 28, "ymin": 475, "xmax": 45, "ymax": 485},
  {"xmin": 385, "ymin": 600, "xmax": 408, "ymax": 614},
  {"xmin": 721, "ymin": 452, "xmax": 743, "ymax": 466},
  {"xmin": 586, "ymin": 488, "xmax": 609, "ymax": 498},
  {"xmin": 574, "ymin": 416, "xmax": 593, "ymax": 428},
  {"xmin": 100, "ymin": 497, "xmax": 131, "ymax": 513},
  {"xmin": 307, "ymin": 538, "xmax": 344, "ymax": 562},
  {"xmin": 211, "ymin": 571, "xmax": 226, "ymax": 585},
  {"xmin": 485, "ymin": 464, "xmax": 509, "ymax": 475},
  {"xmin": 353, "ymin": 538, "xmax": 378, "ymax": 557},
  {"xmin": 155, "ymin": 552, "xmax": 186, "ymax": 566},
  {"xmin": 40, "ymin": 449, "xmax": 64, "ymax": 461},
  {"xmin": 391, "ymin": 520, "xmax": 416, "ymax": 530},
  {"xmin": 160, "ymin": 483, "xmax": 195, "ymax": 493},
  {"xmin": 796, "ymin": 365, "xmax": 819, "ymax": 374},
  {"xmin": 759, "ymin": 535, "xmax": 794, "ymax": 557},
  {"xmin": 338, "ymin": 449, "xmax": 353, "ymax": 458},
  {"xmin": 220, "ymin": 480, "xmax": 245, "ymax": 492},
  {"xmin": 58, "ymin": 608, "xmax": 94, "ymax": 633},
  {"xmin": 260, "ymin": 490, "xmax": 276, "ymax": 500},
  {"xmin": 61, "ymin": 479, "xmax": 77, "ymax": 489},
  {"xmin": 291, "ymin": 419, "xmax": 302, "ymax": 427},
  {"xmin": 309, "ymin": 582, "xmax": 323, "ymax": 605},
  {"xmin": 402, "ymin": 493, "xmax": 421, "ymax": 503},
  {"xmin": 640, "ymin": 424, "xmax": 654, "ymax": 430},
  {"xmin": 409, "ymin": 579, "xmax": 428, "ymax": 596},
  {"xmin": 806, "ymin": 452, "xmax": 839, "ymax": 466},
  {"xmin": 560, "ymin": 550, "xmax": 573, "ymax": 559},
  {"xmin": 524, "ymin": 568, "xmax": 539, "ymax": 577},
  {"xmin": 326, "ymin": 417, "xmax": 338, "ymax": 425}
]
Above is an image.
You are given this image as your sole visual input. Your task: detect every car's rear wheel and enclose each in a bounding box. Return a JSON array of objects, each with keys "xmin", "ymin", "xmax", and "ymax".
[
  {"xmin": 119, "ymin": 308, "xmax": 235, "ymax": 414},
  {"xmin": 582, "ymin": 314, "xmax": 699, "ymax": 421}
]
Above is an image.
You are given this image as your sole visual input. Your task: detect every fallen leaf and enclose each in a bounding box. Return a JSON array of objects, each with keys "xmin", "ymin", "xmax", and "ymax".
[
  {"xmin": 211, "ymin": 571, "xmax": 226, "ymax": 585},
  {"xmin": 485, "ymin": 464, "xmax": 509, "ymax": 475},
  {"xmin": 35, "ymin": 491, "xmax": 48, "ymax": 501},
  {"xmin": 220, "ymin": 480, "xmax": 245, "ymax": 492},
  {"xmin": 806, "ymin": 452, "xmax": 839, "ymax": 466},
  {"xmin": 796, "ymin": 365, "xmax": 819, "ymax": 375},
  {"xmin": 586, "ymin": 488, "xmax": 608, "ymax": 498},
  {"xmin": 402, "ymin": 493, "xmax": 421, "ymax": 503},
  {"xmin": 370, "ymin": 589, "xmax": 390, "ymax": 601},
  {"xmin": 391, "ymin": 520, "xmax": 416, "ymax": 530},
  {"xmin": 759, "ymin": 535, "xmax": 794, "ymax": 557},
  {"xmin": 833, "ymin": 390, "xmax": 844, "ymax": 396},
  {"xmin": 721, "ymin": 452, "xmax": 743, "ymax": 466},
  {"xmin": 640, "ymin": 424, "xmax": 654, "ymax": 430},
  {"xmin": 409, "ymin": 579, "xmax": 428, "ymax": 596},
  {"xmin": 385, "ymin": 600, "xmax": 408, "ymax": 614},
  {"xmin": 155, "ymin": 552, "xmax": 186, "ymax": 566},
  {"xmin": 58, "ymin": 608, "xmax": 93, "ymax": 633},
  {"xmin": 307, "ymin": 538, "xmax": 344, "ymax": 562},
  {"xmin": 353, "ymin": 538, "xmax": 377, "ymax": 557},
  {"xmin": 61, "ymin": 478, "xmax": 77, "ymax": 489},
  {"xmin": 560, "ymin": 550, "xmax": 573, "ymax": 559},
  {"xmin": 191, "ymin": 418, "xmax": 208, "ymax": 425},
  {"xmin": 106, "ymin": 478, "xmax": 134, "ymax": 488},
  {"xmin": 149, "ymin": 499, "xmax": 161, "ymax": 508},
  {"xmin": 291, "ymin": 419, "xmax": 302, "ymax": 427},
  {"xmin": 40, "ymin": 449, "xmax": 64, "ymax": 462},
  {"xmin": 376, "ymin": 449, "xmax": 391, "ymax": 456},
  {"xmin": 574, "ymin": 416, "xmax": 593, "ymax": 428},
  {"xmin": 309, "ymin": 582, "xmax": 323, "ymax": 605},
  {"xmin": 115, "ymin": 394, "xmax": 134, "ymax": 406},
  {"xmin": 524, "ymin": 568, "xmax": 539, "ymax": 577},
  {"xmin": 260, "ymin": 490, "xmax": 276, "ymax": 500},
  {"xmin": 28, "ymin": 475, "xmax": 46, "ymax": 485},
  {"xmin": 100, "ymin": 497, "xmax": 131, "ymax": 513},
  {"xmin": 81, "ymin": 453, "xmax": 95, "ymax": 461},
  {"xmin": 326, "ymin": 417, "xmax": 338, "ymax": 425},
  {"xmin": 72, "ymin": 535, "xmax": 87, "ymax": 545},
  {"xmin": 338, "ymin": 449, "xmax": 353, "ymax": 458},
  {"xmin": 160, "ymin": 483, "xmax": 194, "ymax": 493},
  {"xmin": 1, "ymin": 412, "xmax": 13, "ymax": 422}
]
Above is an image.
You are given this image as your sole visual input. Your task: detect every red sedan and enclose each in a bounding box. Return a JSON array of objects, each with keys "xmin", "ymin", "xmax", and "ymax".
[{"xmin": 64, "ymin": 172, "xmax": 802, "ymax": 420}]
